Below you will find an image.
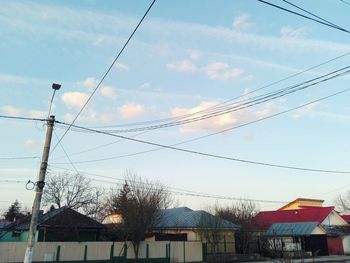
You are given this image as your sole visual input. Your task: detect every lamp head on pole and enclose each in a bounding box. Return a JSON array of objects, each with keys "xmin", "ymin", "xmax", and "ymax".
[{"xmin": 52, "ymin": 83, "xmax": 61, "ymax": 90}]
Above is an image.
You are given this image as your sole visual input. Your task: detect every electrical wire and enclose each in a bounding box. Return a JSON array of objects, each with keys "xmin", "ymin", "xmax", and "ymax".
[
  {"xmin": 0, "ymin": 115, "xmax": 47, "ymax": 122},
  {"xmin": 56, "ymin": 66, "xmax": 350, "ymax": 134},
  {"xmin": 88, "ymin": 52, "xmax": 350, "ymax": 130},
  {"xmin": 53, "ymin": 130, "xmax": 79, "ymax": 174},
  {"xmin": 339, "ymin": 0, "xmax": 350, "ymax": 6},
  {"xmin": 54, "ymin": 80, "xmax": 350, "ymax": 175},
  {"xmin": 281, "ymin": 0, "xmax": 345, "ymax": 30},
  {"xmin": 47, "ymin": 165, "xmax": 286, "ymax": 204},
  {"xmin": 54, "ymin": 87, "xmax": 350, "ymax": 164},
  {"xmin": 51, "ymin": 52, "xmax": 350, "ymax": 161},
  {"xmin": 0, "ymin": 156, "xmax": 39, "ymax": 160},
  {"xmin": 257, "ymin": 0, "xmax": 350, "ymax": 33},
  {"xmin": 50, "ymin": 0, "xmax": 157, "ymax": 154}
]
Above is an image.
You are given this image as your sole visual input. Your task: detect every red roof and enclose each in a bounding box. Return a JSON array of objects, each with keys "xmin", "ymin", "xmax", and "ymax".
[
  {"xmin": 341, "ymin": 215, "xmax": 350, "ymax": 221},
  {"xmin": 251, "ymin": 206, "xmax": 334, "ymax": 229}
]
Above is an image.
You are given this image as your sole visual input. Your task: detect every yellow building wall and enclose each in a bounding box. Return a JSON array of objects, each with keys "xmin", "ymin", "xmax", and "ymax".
[{"xmin": 279, "ymin": 199, "xmax": 324, "ymax": 210}]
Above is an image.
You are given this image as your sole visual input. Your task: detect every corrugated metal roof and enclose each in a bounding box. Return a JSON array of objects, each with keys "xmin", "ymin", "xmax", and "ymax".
[
  {"xmin": 152, "ymin": 207, "xmax": 240, "ymax": 229},
  {"xmin": 252, "ymin": 206, "xmax": 334, "ymax": 229},
  {"xmin": 0, "ymin": 221, "xmax": 13, "ymax": 229},
  {"xmin": 265, "ymin": 222, "xmax": 322, "ymax": 236}
]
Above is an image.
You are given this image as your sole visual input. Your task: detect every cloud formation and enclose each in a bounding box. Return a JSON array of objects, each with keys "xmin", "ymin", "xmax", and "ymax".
[
  {"xmin": 204, "ymin": 62, "xmax": 243, "ymax": 80},
  {"xmin": 232, "ymin": 14, "xmax": 253, "ymax": 30},
  {"xmin": 2, "ymin": 105, "xmax": 23, "ymax": 116},
  {"xmin": 2, "ymin": 105, "xmax": 46, "ymax": 118},
  {"xmin": 100, "ymin": 86, "xmax": 117, "ymax": 100},
  {"xmin": 61, "ymin": 91, "xmax": 89, "ymax": 109},
  {"xmin": 115, "ymin": 63, "xmax": 129, "ymax": 71},
  {"xmin": 166, "ymin": 60, "xmax": 197, "ymax": 73},
  {"xmin": 281, "ymin": 26, "xmax": 308, "ymax": 39},
  {"xmin": 171, "ymin": 101, "xmax": 242, "ymax": 133},
  {"xmin": 78, "ymin": 77, "xmax": 99, "ymax": 89},
  {"xmin": 119, "ymin": 103, "xmax": 145, "ymax": 119}
]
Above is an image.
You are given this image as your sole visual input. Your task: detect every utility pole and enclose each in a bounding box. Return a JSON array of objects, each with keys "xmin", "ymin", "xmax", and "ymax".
[{"xmin": 23, "ymin": 115, "xmax": 55, "ymax": 263}]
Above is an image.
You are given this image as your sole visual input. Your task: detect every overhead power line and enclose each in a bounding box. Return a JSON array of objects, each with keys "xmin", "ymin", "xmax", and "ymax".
[
  {"xmin": 257, "ymin": 0, "xmax": 350, "ymax": 33},
  {"xmin": 55, "ymin": 80, "xmax": 350, "ymax": 175},
  {"xmin": 47, "ymin": 165, "xmax": 286, "ymax": 204},
  {"xmin": 340, "ymin": 0, "xmax": 350, "ymax": 6},
  {"xmin": 54, "ymin": 87, "xmax": 350, "ymax": 165},
  {"xmin": 0, "ymin": 156, "xmax": 39, "ymax": 160},
  {"xmin": 56, "ymin": 66, "xmax": 350, "ymax": 134},
  {"xmin": 87, "ymin": 51, "xmax": 350, "ymax": 129},
  {"xmin": 51, "ymin": 0, "xmax": 157, "ymax": 154},
  {"xmin": 0, "ymin": 115, "xmax": 47, "ymax": 122},
  {"xmin": 51, "ymin": 52, "xmax": 350, "ymax": 161}
]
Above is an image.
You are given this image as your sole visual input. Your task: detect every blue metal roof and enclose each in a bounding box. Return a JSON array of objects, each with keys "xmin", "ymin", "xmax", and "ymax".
[
  {"xmin": 265, "ymin": 222, "xmax": 322, "ymax": 236},
  {"xmin": 152, "ymin": 207, "xmax": 240, "ymax": 229}
]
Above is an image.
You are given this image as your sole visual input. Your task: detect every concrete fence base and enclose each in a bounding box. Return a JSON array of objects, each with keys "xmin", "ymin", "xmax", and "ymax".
[{"xmin": 0, "ymin": 241, "xmax": 203, "ymax": 263}]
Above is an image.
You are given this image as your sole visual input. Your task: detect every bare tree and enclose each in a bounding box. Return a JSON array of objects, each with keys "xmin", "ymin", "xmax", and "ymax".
[
  {"xmin": 335, "ymin": 191, "xmax": 350, "ymax": 213},
  {"xmin": 107, "ymin": 172, "xmax": 171, "ymax": 260},
  {"xmin": 43, "ymin": 171, "xmax": 103, "ymax": 219},
  {"xmin": 196, "ymin": 211, "xmax": 227, "ymax": 254},
  {"xmin": 216, "ymin": 200, "xmax": 259, "ymax": 254}
]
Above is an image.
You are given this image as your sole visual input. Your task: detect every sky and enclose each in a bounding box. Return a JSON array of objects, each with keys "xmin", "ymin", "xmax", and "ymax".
[{"xmin": 1, "ymin": 0, "xmax": 350, "ymax": 214}]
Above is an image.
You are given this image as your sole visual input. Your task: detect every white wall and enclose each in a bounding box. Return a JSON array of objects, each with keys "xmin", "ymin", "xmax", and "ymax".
[{"xmin": 0, "ymin": 241, "xmax": 203, "ymax": 263}]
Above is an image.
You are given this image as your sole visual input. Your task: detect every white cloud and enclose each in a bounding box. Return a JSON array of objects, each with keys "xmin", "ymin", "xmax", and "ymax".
[
  {"xmin": 100, "ymin": 86, "xmax": 117, "ymax": 100},
  {"xmin": 255, "ymin": 103, "xmax": 274, "ymax": 118},
  {"xmin": 78, "ymin": 77, "xmax": 99, "ymax": 89},
  {"xmin": 115, "ymin": 63, "xmax": 129, "ymax": 71},
  {"xmin": 171, "ymin": 101, "xmax": 243, "ymax": 133},
  {"xmin": 28, "ymin": 110, "xmax": 46, "ymax": 118},
  {"xmin": 24, "ymin": 139, "xmax": 37, "ymax": 148},
  {"xmin": 119, "ymin": 103, "xmax": 145, "ymax": 119},
  {"xmin": 232, "ymin": 14, "xmax": 253, "ymax": 30},
  {"xmin": 100, "ymin": 113, "xmax": 114, "ymax": 122},
  {"xmin": 61, "ymin": 91, "xmax": 89, "ymax": 109},
  {"xmin": 2, "ymin": 105, "xmax": 23, "ymax": 116},
  {"xmin": 64, "ymin": 113, "xmax": 74, "ymax": 122},
  {"xmin": 166, "ymin": 60, "xmax": 197, "ymax": 73},
  {"xmin": 93, "ymin": 37, "xmax": 105, "ymax": 46},
  {"xmin": 189, "ymin": 50, "xmax": 201, "ymax": 60},
  {"xmin": 281, "ymin": 26, "xmax": 308, "ymax": 39},
  {"xmin": 138, "ymin": 82, "xmax": 151, "ymax": 89},
  {"xmin": 292, "ymin": 102, "xmax": 319, "ymax": 119},
  {"xmin": 204, "ymin": 62, "xmax": 243, "ymax": 80},
  {"xmin": 2, "ymin": 105, "xmax": 47, "ymax": 119}
]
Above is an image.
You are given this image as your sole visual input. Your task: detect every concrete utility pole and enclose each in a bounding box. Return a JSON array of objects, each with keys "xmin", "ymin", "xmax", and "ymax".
[{"xmin": 23, "ymin": 115, "xmax": 55, "ymax": 263}]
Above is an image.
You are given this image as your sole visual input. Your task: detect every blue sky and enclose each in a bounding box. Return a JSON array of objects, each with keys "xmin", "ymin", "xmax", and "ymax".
[{"xmin": 1, "ymin": 0, "xmax": 350, "ymax": 213}]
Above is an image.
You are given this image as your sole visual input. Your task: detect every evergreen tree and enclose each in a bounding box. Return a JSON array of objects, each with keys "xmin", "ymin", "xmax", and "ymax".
[{"xmin": 3, "ymin": 200, "xmax": 25, "ymax": 221}]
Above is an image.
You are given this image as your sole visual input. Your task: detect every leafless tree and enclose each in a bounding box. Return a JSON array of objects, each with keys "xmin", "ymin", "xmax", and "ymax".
[
  {"xmin": 196, "ymin": 211, "xmax": 227, "ymax": 254},
  {"xmin": 107, "ymin": 171, "xmax": 171, "ymax": 260},
  {"xmin": 335, "ymin": 191, "xmax": 350, "ymax": 213},
  {"xmin": 216, "ymin": 200, "xmax": 259, "ymax": 254},
  {"xmin": 43, "ymin": 171, "xmax": 103, "ymax": 219}
]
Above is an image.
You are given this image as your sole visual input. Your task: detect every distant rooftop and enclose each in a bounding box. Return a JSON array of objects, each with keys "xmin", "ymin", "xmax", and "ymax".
[{"xmin": 152, "ymin": 207, "xmax": 240, "ymax": 230}]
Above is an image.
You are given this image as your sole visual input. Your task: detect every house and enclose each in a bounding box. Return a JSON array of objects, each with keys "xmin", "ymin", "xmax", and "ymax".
[
  {"xmin": 103, "ymin": 207, "xmax": 240, "ymax": 252},
  {"xmin": 251, "ymin": 198, "xmax": 350, "ymax": 256},
  {"xmin": 149, "ymin": 207, "xmax": 240, "ymax": 254},
  {"xmin": 0, "ymin": 206, "xmax": 104, "ymax": 242}
]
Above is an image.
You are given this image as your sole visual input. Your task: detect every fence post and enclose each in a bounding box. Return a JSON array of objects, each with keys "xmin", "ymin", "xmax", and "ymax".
[
  {"xmin": 183, "ymin": 241, "xmax": 186, "ymax": 263},
  {"xmin": 124, "ymin": 242, "xmax": 128, "ymax": 259},
  {"xmin": 224, "ymin": 235, "xmax": 227, "ymax": 253},
  {"xmin": 146, "ymin": 244, "xmax": 149, "ymax": 259},
  {"xmin": 84, "ymin": 245, "xmax": 88, "ymax": 261},
  {"xmin": 110, "ymin": 243, "xmax": 115, "ymax": 261},
  {"xmin": 202, "ymin": 243, "xmax": 207, "ymax": 263},
  {"xmin": 56, "ymin": 245, "xmax": 61, "ymax": 262}
]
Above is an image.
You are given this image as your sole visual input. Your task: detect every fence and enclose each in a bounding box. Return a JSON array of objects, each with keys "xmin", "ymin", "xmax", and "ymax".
[{"xmin": 0, "ymin": 241, "xmax": 203, "ymax": 263}]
